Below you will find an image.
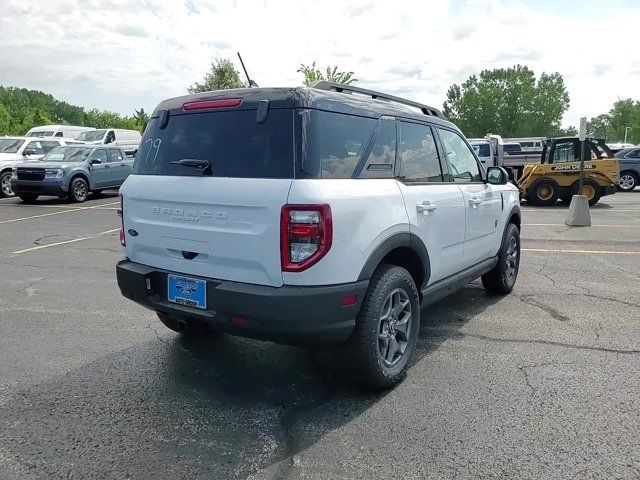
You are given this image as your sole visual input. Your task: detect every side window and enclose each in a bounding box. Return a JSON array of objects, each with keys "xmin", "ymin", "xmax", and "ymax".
[
  {"xmin": 27, "ymin": 141, "xmax": 45, "ymax": 155},
  {"xmin": 54, "ymin": 132, "xmax": 64, "ymax": 137},
  {"xmin": 312, "ymin": 112, "xmax": 376, "ymax": 179},
  {"xmin": 628, "ymin": 149, "xmax": 640, "ymax": 159},
  {"xmin": 105, "ymin": 131, "xmax": 116, "ymax": 144},
  {"xmin": 41, "ymin": 141, "xmax": 60, "ymax": 153},
  {"xmin": 91, "ymin": 149, "xmax": 108, "ymax": 163},
  {"xmin": 438, "ymin": 129, "xmax": 481, "ymax": 182},
  {"xmin": 357, "ymin": 117, "xmax": 396, "ymax": 179},
  {"xmin": 108, "ymin": 149, "xmax": 123, "ymax": 163},
  {"xmin": 398, "ymin": 122, "xmax": 443, "ymax": 183}
]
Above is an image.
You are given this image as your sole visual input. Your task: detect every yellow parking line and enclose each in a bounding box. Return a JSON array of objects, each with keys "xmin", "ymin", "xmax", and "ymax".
[
  {"xmin": 522, "ymin": 248, "xmax": 640, "ymax": 255},
  {"xmin": 524, "ymin": 223, "xmax": 640, "ymax": 228},
  {"xmin": 0, "ymin": 202, "xmax": 119, "ymax": 224},
  {"xmin": 12, "ymin": 228, "xmax": 119, "ymax": 254}
]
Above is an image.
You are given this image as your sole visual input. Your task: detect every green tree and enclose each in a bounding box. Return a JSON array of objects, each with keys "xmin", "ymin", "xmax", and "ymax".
[
  {"xmin": 587, "ymin": 100, "xmax": 640, "ymax": 143},
  {"xmin": 297, "ymin": 61, "xmax": 357, "ymax": 86},
  {"xmin": 132, "ymin": 108, "xmax": 150, "ymax": 132},
  {"xmin": 188, "ymin": 58, "xmax": 245, "ymax": 93},
  {"xmin": 587, "ymin": 114, "xmax": 610, "ymax": 138},
  {"xmin": 0, "ymin": 104, "xmax": 11, "ymax": 135},
  {"xmin": 442, "ymin": 65, "xmax": 570, "ymax": 138}
]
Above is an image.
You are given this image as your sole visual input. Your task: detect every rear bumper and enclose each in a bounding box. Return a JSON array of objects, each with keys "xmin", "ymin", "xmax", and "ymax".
[
  {"xmin": 11, "ymin": 178, "xmax": 66, "ymax": 196},
  {"xmin": 116, "ymin": 260, "xmax": 368, "ymax": 345}
]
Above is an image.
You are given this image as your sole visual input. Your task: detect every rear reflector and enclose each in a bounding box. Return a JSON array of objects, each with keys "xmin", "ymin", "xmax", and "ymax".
[
  {"xmin": 182, "ymin": 98, "xmax": 243, "ymax": 111},
  {"xmin": 341, "ymin": 295, "xmax": 358, "ymax": 307},
  {"xmin": 231, "ymin": 316, "xmax": 248, "ymax": 327}
]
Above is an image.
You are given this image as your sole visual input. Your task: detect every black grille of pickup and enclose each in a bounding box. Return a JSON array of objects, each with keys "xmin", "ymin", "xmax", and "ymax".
[{"xmin": 17, "ymin": 167, "xmax": 45, "ymax": 181}]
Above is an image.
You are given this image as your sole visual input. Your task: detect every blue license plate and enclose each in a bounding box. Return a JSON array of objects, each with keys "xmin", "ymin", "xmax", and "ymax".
[{"xmin": 167, "ymin": 274, "xmax": 207, "ymax": 310}]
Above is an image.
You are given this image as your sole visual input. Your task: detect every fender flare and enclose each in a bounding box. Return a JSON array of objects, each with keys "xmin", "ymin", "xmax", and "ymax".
[
  {"xmin": 498, "ymin": 204, "xmax": 522, "ymax": 253},
  {"xmin": 357, "ymin": 232, "xmax": 431, "ymax": 289}
]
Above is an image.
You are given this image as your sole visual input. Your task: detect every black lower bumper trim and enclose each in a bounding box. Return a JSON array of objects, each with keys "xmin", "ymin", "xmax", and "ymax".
[{"xmin": 116, "ymin": 260, "xmax": 369, "ymax": 345}]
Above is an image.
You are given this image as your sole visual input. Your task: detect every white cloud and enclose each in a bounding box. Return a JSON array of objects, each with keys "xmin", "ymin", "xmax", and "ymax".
[{"xmin": 0, "ymin": 0, "xmax": 639, "ymax": 129}]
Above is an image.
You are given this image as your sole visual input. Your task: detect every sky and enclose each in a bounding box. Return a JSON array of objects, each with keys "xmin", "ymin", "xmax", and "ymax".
[{"xmin": 1, "ymin": 0, "xmax": 639, "ymax": 129}]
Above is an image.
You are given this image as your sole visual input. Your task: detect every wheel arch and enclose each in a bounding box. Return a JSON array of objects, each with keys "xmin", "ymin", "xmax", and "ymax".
[
  {"xmin": 508, "ymin": 205, "xmax": 521, "ymax": 231},
  {"xmin": 358, "ymin": 233, "xmax": 431, "ymax": 291},
  {"xmin": 68, "ymin": 171, "xmax": 92, "ymax": 189}
]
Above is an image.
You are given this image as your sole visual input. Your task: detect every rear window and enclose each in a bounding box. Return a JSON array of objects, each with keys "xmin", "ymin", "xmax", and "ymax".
[{"xmin": 133, "ymin": 109, "xmax": 294, "ymax": 178}]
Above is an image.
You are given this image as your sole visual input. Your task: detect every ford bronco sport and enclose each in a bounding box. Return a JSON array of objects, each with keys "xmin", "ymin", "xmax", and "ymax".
[{"xmin": 116, "ymin": 82, "xmax": 521, "ymax": 389}]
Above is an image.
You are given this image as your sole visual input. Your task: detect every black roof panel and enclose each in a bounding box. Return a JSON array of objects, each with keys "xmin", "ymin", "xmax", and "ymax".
[{"xmin": 151, "ymin": 85, "xmax": 458, "ymax": 132}]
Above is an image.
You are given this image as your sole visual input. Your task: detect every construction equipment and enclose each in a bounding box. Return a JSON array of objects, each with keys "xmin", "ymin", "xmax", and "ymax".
[
  {"xmin": 518, "ymin": 137, "xmax": 619, "ymax": 206},
  {"xmin": 471, "ymin": 135, "xmax": 619, "ymax": 206}
]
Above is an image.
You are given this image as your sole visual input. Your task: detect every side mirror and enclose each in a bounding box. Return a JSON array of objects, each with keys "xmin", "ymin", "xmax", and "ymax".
[
  {"xmin": 90, "ymin": 159, "xmax": 102, "ymax": 165},
  {"xmin": 23, "ymin": 148, "xmax": 37, "ymax": 156},
  {"xmin": 487, "ymin": 166, "xmax": 509, "ymax": 185}
]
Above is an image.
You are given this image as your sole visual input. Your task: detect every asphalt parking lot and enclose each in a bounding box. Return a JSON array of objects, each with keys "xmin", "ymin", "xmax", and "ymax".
[{"xmin": 0, "ymin": 192, "xmax": 638, "ymax": 479}]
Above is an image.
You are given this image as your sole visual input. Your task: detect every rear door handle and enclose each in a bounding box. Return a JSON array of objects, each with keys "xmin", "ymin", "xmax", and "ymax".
[
  {"xmin": 469, "ymin": 196, "xmax": 483, "ymax": 206},
  {"xmin": 416, "ymin": 201, "xmax": 437, "ymax": 214}
]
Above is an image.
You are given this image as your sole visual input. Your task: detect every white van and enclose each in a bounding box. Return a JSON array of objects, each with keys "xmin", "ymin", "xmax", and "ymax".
[
  {"xmin": 76, "ymin": 129, "xmax": 141, "ymax": 153},
  {"xmin": 25, "ymin": 125, "xmax": 95, "ymax": 140}
]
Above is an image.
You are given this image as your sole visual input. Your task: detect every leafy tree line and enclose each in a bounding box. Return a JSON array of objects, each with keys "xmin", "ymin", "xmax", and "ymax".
[
  {"xmin": 587, "ymin": 99, "xmax": 640, "ymax": 144},
  {"xmin": 443, "ymin": 65, "xmax": 571, "ymax": 138},
  {"xmin": 0, "ymin": 86, "xmax": 149, "ymax": 136}
]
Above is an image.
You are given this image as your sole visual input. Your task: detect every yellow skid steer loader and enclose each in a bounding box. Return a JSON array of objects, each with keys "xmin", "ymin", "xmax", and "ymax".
[{"xmin": 518, "ymin": 137, "xmax": 619, "ymax": 206}]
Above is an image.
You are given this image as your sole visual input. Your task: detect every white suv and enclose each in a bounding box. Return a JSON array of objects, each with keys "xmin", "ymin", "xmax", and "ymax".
[{"xmin": 116, "ymin": 82, "xmax": 521, "ymax": 389}]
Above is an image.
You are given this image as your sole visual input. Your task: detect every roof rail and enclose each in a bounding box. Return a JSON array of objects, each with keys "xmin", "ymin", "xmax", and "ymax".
[{"xmin": 310, "ymin": 80, "xmax": 445, "ymax": 119}]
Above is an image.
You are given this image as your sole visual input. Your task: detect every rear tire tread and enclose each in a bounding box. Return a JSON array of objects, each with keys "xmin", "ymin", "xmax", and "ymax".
[{"xmin": 341, "ymin": 264, "xmax": 420, "ymax": 390}]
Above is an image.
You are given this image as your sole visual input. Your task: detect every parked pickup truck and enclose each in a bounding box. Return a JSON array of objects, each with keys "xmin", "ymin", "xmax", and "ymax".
[
  {"xmin": 11, "ymin": 145, "xmax": 133, "ymax": 203},
  {"xmin": 470, "ymin": 135, "xmax": 554, "ymax": 180}
]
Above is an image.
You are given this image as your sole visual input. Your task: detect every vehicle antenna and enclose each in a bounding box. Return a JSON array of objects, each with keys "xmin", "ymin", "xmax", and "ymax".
[{"xmin": 237, "ymin": 52, "xmax": 258, "ymax": 88}]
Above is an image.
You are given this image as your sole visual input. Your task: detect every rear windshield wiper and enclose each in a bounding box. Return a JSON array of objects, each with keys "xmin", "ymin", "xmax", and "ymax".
[{"xmin": 171, "ymin": 158, "xmax": 210, "ymax": 170}]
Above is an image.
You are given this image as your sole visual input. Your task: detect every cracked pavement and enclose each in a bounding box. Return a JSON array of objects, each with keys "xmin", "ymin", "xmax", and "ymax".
[{"xmin": 0, "ymin": 192, "xmax": 639, "ymax": 479}]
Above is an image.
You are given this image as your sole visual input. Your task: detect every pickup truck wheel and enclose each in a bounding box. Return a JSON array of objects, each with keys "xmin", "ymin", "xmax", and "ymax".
[
  {"xmin": 0, "ymin": 171, "xmax": 14, "ymax": 198},
  {"xmin": 343, "ymin": 264, "xmax": 420, "ymax": 390},
  {"xmin": 18, "ymin": 194, "xmax": 39, "ymax": 203},
  {"xmin": 482, "ymin": 223, "xmax": 520, "ymax": 294},
  {"xmin": 571, "ymin": 179, "xmax": 601, "ymax": 206},
  {"xmin": 618, "ymin": 171, "xmax": 638, "ymax": 191},
  {"xmin": 157, "ymin": 312, "xmax": 220, "ymax": 338},
  {"xmin": 528, "ymin": 178, "xmax": 559, "ymax": 206},
  {"xmin": 69, "ymin": 177, "xmax": 89, "ymax": 203}
]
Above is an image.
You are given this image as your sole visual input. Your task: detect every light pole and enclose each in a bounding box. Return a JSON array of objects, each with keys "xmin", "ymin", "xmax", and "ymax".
[{"xmin": 624, "ymin": 126, "xmax": 631, "ymax": 143}]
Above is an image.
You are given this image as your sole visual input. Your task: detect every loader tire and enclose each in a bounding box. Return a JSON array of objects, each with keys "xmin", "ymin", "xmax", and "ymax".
[
  {"xmin": 528, "ymin": 178, "xmax": 560, "ymax": 206},
  {"xmin": 571, "ymin": 179, "xmax": 601, "ymax": 206}
]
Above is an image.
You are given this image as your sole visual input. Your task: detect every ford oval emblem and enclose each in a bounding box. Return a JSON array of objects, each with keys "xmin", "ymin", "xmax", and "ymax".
[{"xmin": 128, "ymin": 229, "xmax": 139, "ymax": 237}]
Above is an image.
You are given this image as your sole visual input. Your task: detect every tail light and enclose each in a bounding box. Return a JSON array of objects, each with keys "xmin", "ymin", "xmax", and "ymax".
[
  {"xmin": 281, "ymin": 204, "xmax": 332, "ymax": 272},
  {"xmin": 118, "ymin": 195, "xmax": 125, "ymax": 247}
]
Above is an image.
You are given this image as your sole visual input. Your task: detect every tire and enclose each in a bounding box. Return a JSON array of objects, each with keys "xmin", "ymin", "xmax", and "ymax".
[
  {"xmin": 527, "ymin": 177, "xmax": 560, "ymax": 206},
  {"xmin": 341, "ymin": 264, "xmax": 420, "ymax": 390},
  {"xmin": 69, "ymin": 177, "xmax": 89, "ymax": 203},
  {"xmin": 482, "ymin": 223, "xmax": 520, "ymax": 294},
  {"xmin": 0, "ymin": 171, "xmax": 14, "ymax": 198},
  {"xmin": 571, "ymin": 178, "xmax": 601, "ymax": 206},
  {"xmin": 18, "ymin": 193, "xmax": 39, "ymax": 203},
  {"xmin": 618, "ymin": 171, "xmax": 638, "ymax": 192},
  {"xmin": 157, "ymin": 312, "xmax": 220, "ymax": 338}
]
